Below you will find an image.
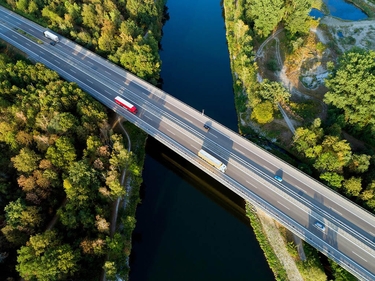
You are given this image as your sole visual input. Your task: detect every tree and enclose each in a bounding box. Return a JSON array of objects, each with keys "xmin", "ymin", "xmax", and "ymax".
[
  {"xmin": 320, "ymin": 172, "xmax": 344, "ymax": 189},
  {"xmin": 11, "ymin": 148, "xmax": 41, "ymax": 173},
  {"xmin": 257, "ymin": 79, "xmax": 290, "ymax": 104},
  {"xmin": 46, "ymin": 136, "xmax": 76, "ymax": 169},
  {"xmin": 293, "ymin": 126, "xmax": 322, "ymax": 156},
  {"xmin": 348, "ymin": 154, "xmax": 371, "ymax": 174},
  {"xmin": 283, "ymin": 0, "xmax": 313, "ymax": 35},
  {"xmin": 342, "ymin": 177, "xmax": 362, "ymax": 197},
  {"xmin": 16, "ymin": 230, "xmax": 80, "ymax": 281},
  {"xmin": 47, "ymin": 112, "xmax": 77, "ymax": 134},
  {"xmin": 324, "ymin": 49, "xmax": 375, "ymax": 131},
  {"xmin": 4, "ymin": 199, "xmax": 42, "ymax": 230},
  {"xmin": 104, "ymin": 261, "xmax": 117, "ymax": 281},
  {"xmin": 245, "ymin": 0, "xmax": 284, "ymax": 37},
  {"xmin": 251, "ymin": 101, "xmax": 274, "ymax": 124}
]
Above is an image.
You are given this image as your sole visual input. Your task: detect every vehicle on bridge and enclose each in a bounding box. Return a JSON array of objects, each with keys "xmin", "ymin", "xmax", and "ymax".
[
  {"xmin": 198, "ymin": 149, "xmax": 227, "ymax": 173},
  {"xmin": 114, "ymin": 96, "xmax": 137, "ymax": 114},
  {"xmin": 314, "ymin": 221, "xmax": 325, "ymax": 232},
  {"xmin": 43, "ymin": 31, "xmax": 59, "ymax": 42}
]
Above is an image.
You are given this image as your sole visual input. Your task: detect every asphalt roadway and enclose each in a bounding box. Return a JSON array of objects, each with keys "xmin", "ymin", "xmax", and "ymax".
[{"xmin": 1, "ymin": 6, "xmax": 375, "ymax": 280}]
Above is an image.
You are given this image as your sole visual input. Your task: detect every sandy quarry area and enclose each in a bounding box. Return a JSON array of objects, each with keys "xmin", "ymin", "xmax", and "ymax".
[{"xmin": 321, "ymin": 15, "xmax": 375, "ymax": 52}]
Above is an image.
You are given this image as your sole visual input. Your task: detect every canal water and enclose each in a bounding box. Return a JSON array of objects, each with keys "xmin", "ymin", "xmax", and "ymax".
[
  {"xmin": 129, "ymin": 0, "xmax": 275, "ymax": 280},
  {"xmin": 311, "ymin": 0, "xmax": 368, "ymax": 20}
]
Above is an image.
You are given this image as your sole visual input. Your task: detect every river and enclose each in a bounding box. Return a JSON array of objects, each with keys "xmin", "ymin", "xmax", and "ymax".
[{"xmin": 128, "ymin": 0, "xmax": 275, "ymax": 280}]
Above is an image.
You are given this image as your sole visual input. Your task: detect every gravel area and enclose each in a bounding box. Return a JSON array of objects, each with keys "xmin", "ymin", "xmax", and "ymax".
[{"xmin": 256, "ymin": 208, "xmax": 304, "ymax": 281}]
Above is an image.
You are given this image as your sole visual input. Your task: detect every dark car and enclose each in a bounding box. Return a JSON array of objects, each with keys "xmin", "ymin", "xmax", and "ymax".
[
  {"xmin": 203, "ymin": 124, "xmax": 210, "ymax": 131},
  {"xmin": 50, "ymin": 41, "xmax": 56, "ymax": 46}
]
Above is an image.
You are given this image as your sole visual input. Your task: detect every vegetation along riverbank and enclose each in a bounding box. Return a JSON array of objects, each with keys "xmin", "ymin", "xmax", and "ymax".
[
  {"xmin": 0, "ymin": 0, "xmax": 166, "ymax": 280},
  {"xmin": 224, "ymin": 0, "xmax": 375, "ymax": 280}
]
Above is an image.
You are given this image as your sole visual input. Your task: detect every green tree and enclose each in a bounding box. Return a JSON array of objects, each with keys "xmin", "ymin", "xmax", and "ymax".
[
  {"xmin": 292, "ymin": 126, "xmax": 323, "ymax": 156},
  {"xmin": 251, "ymin": 101, "xmax": 274, "ymax": 124},
  {"xmin": 104, "ymin": 261, "xmax": 117, "ymax": 281},
  {"xmin": 245, "ymin": 0, "xmax": 284, "ymax": 37},
  {"xmin": 348, "ymin": 154, "xmax": 371, "ymax": 174},
  {"xmin": 46, "ymin": 136, "xmax": 76, "ymax": 169},
  {"xmin": 4, "ymin": 198, "xmax": 42, "ymax": 231},
  {"xmin": 342, "ymin": 177, "xmax": 362, "ymax": 197},
  {"xmin": 320, "ymin": 172, "xmax": 344, "ymax": 189},
  {"xmin": 11, "ymin": 148, "xmax": 41, "ymax": 173},
  {"xmin": 324, "ymin": 49, "xmax": 375, "ymax": 131},
  {"xmin": 283, "ymin": 0, "xmax": 313, "ymax": 35},
  {"xmin": 257, "ymin": 79, "xmax": 290, "ymax": 104},
  {"xmin": 16, "ymin": 230, "xmax": 80, "ymax": 281}
]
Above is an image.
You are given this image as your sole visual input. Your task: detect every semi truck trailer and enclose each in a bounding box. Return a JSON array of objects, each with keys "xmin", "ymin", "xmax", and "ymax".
[
  {"xmin": 114, "ymin": 96, "xmax": 137, "ymax": 114},
  {"xmin": 43, "ymin": 31, "xmax": 59, "ymax": 42},
  {"xmin": 198, "ymin": 149, "xmax": 227, "ymax": 172}
]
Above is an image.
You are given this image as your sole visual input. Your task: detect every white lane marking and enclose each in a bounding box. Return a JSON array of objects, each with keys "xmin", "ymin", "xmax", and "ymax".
[
  {"xmin": 185, "ymin": 118, "xmax": 193, "ymax": 124},
  {"xmin": 54, "ymin": 60, "xmax": 60, "ymax": 64},
  {"xmin": 25, "ymin": 43, "xmax": 31, "ymax": 47},
  {"xmin": 70, "ymin": 69, "xmax": 76, "ymax": 73},
  {"xmin": 4, "ymin": 15, "xmax": 8, "ymax": 18},
  {"xmin": 352, "ymin": 251, "xmax": 367, "ymax": 263},
  {"xmin": 277, "ymin": 201, "xmax": 290, "ymax": 210},
  {"xmin": 104, "ymin": 70, "xmax": 111, "ymax": 75},
  {"xmin": 246, "ymin": 180, "xmax": 257, "ymax": 188},
  {"xmin": 39, "ymin": 51, "xmax": 45, "ymax": 54},
  {"xmin": 144, "ymin": 115, "xmax": 152, "ymax": 120},
  {"xmin": 86, "ymin": 79, "xmax": 93, "ymax": 84},
  {"xmin": 28, "ymin": 28, "xmax": 33, "ymax": 32},
  {"xmin": 104, "ymin": 89, "xmax": 111, "ymax": 94},
  {"xmin": 165, "ymin": 106, "xmax": 171, "ymax": 110},
  {"xmin": 191, "ymin": 145, "xmax": 198, "ymax": 150},
  {"xmin": 11, "ymin": 34, "xmax": 17, "ymax": 38},
  {"xmin": 167, "ymin": 129, "xmax": 176, "ymax": 135},
  {"xmin": 210, "ymin": 133, "xmax": 218, "ymax": 138}
]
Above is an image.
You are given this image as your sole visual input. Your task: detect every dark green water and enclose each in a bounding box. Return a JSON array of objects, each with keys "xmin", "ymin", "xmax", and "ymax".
[{"xmin": 129, "ymin": 1, "xmax": 275, "ymax": 280}]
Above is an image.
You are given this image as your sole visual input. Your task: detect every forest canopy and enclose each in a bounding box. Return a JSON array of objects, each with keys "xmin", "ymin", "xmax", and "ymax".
[
  {"xmin": 4, "ymin": 0, "xmax": 166, "ymax": 84},
  {"xmin": 0, "ymin": 51, "xmax": 138, "ymax": 280}
]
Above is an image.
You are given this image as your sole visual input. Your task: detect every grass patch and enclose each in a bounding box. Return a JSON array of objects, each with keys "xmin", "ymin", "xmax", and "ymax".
[
  {"xmin": 246, "ymin": 202, "xmax": 289, "ymax": 281},
  {"xmin": 295, "ymin": 244, "xmax": 327, "ymax": 281},
  {"xmin": 14, "ymin": 28, "xmax": 43, "ymax": 44}
]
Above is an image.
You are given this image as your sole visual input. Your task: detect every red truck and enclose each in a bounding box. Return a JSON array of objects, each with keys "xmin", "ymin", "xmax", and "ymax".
[{"xmin": 114, "ymin": 96, "xmax": 137, "ymax": 114}]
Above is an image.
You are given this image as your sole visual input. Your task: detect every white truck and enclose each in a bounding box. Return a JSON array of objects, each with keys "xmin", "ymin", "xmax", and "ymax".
[
  {"xmin": 43, "ymin": 31, "xmax": 59, "ymax": 42},
  {"xmin": 198, "ymin": 149, "xmax": 227, "ymax": 173}
]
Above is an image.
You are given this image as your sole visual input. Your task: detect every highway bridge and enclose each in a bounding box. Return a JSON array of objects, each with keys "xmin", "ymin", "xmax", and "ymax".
[{"xmin": 1, "ymin": 6, "xmax": 375, "ymax": 280}]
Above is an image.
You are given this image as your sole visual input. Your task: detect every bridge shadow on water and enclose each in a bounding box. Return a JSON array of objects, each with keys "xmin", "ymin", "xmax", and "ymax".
[{"xmin": 129, "ymin": 137, "xmax": 275, "ymax": 281}]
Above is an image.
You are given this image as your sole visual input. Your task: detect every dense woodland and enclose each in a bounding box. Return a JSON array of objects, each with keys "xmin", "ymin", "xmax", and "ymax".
[
  {"xmin": 0, "ymin": 0, "xmax": 165, "ymax": 280},
  {"xmin": 2, "ymin": 0, "xmax": 166, "ymax": 84},
  {"xmin": 0, "ymin": 48, "xmax": 145, "ymax": 280}
]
